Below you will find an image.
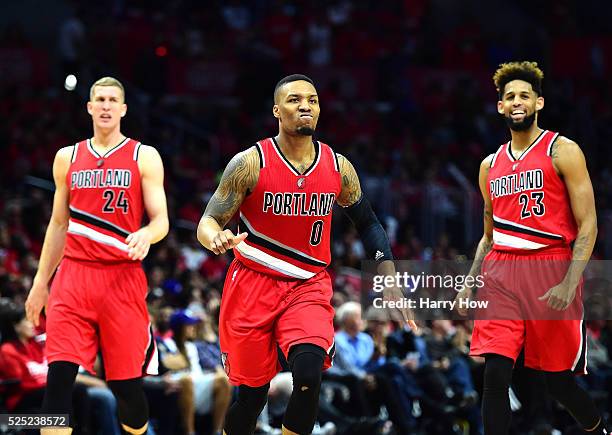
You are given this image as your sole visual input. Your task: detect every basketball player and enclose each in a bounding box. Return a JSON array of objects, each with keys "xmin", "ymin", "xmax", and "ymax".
[
  {"xmin": 455, "ymin": 62, "xmax": 609, "ymax": 434},
  {"xmin": 197, "ymin": 74, "xmax": 416, "ymax": 435},
  {"xmin": 24, "ymin": 77, "xmax": 169, "ymax": 435}
]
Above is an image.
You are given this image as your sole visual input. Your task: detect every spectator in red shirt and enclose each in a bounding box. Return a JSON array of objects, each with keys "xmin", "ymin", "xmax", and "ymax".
[{"xmin": 0, "ymin": 301, "xmax": 46, "ymax": 411}]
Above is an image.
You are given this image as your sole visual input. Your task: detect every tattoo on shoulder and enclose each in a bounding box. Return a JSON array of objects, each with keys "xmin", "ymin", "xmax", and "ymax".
[
  {"xmin": 550, "ymin": 135, "xmax": 577, "ymax": 161},
  {"xmin": 204, "ymin": 148, "xmax": 259, "ymax": 227},
  {"xmin": 337, "ymin": 154, "xmax": 362, "ymax": 207},
  {"xmin": 550, "ymin": 141, "xmax": 559, "ymax": 160}
]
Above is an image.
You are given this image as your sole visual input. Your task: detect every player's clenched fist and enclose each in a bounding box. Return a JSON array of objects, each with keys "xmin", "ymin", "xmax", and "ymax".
[
  {"xmin": 126, "ymin": 227, "xmax": 153, "ymax": 260},
  {"xmin": 210, "ymin": 230, "xmax": 247, "ymax": 255}
]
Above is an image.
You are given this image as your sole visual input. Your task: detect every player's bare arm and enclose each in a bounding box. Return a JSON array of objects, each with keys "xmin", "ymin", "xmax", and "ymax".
[
  {"xmin": 25, "ymin": 146, "xmax": 72, "ymax": 326},
  {"xmin": 127, "ymin": 145, "xmax": 169, "ymax": 261},
  {"xmin": 336, "ymin": 154, "xmax": 362, "ymax": 207},
  {"xmin": 539, "ymin": 136, "xmax": 596, "ymax": 310},
  {"xmin": 197, "ymin": 146, "xmax": 259, "ymax": 254},
  {"xmin": 456, "ymin": 154, "xmax": 494, "ymax": 316},
  {"xmin": 337, "ymin": 154, "xmax": 417, "ymax": 330}
]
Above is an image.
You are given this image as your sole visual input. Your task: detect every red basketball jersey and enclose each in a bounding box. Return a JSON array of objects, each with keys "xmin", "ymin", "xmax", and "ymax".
[
  {"xmin": 488, "ymin": 130, "xmax": 577, "ymax": 252},
  {"xmin": 234, "ymin": 138, "xmax": 342, "ymax": 279},
  {"xmin": 64, "ymin": 138, "xmax": 144, "ymax": 263}
]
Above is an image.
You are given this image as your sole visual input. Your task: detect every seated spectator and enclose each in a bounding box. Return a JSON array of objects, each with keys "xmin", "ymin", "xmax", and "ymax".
[
  {"xmin": 157, "ymin": 308, "xmax": 232, "ymax": 435},
  {"xmin": 0, "ymin": 302, "xmax": 46, "ymax": 412},
  {"xmin": 425, "ymin": 319, "xmax": 482, "ymax": 434},
  {"xmin": 152, "ymin": 305, "xmax": 198, "ymax": 434},
  {"xmin": 387, "ymin": 319, "xmax": 479, "ymax": 434},
  {"xmin": 77, "ymin": 355, "xmax": 160, "ymax": 435},
  {"xmin": 328, "ymin": 301, "xmax": 415, "ymax": 435},
  {"xmin": 426, "ymin": 320, "xmax": 479, "ymax": 404},
  {"xmin": 0, "ymin": 301, "xmax": 121, "ymax": 433}
]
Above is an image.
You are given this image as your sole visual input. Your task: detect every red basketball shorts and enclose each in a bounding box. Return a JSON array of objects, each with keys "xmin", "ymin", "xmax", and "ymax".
[
  {"xmin": 470, "ymin": 248, "xmax": 587, "ymax": 374},
  {"xmin": 219, "ymin": 259, "xmax": 335, "ymax": 387},
  {"xmin": 46, "ymin": 258, "xmax": 158, "ymax": 380}
]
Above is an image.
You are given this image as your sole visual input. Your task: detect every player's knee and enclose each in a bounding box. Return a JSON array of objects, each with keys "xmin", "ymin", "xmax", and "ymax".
[
  {"xmin": 289, "ymin": 344, "xmax": 325, "ymax": 393},
  {"xmin": 42, "ymin": 361, "xmax": 80, "ymax": 414},
  {"xmin": 291, "ymin": 357, "xmax": 323, "ymax": 393},
  {"xmin": 108, "ymin": 378, "xmax": 149, "ymax": 430},
  {"xmin": 237, "ymin": 384, "xmax": 269, "ymax": 417}
]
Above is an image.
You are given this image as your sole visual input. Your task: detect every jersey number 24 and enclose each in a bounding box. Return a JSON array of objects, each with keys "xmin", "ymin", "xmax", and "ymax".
[{"xmin": 102, "ymin": 189, "xmax": 129, "ymax": 214}]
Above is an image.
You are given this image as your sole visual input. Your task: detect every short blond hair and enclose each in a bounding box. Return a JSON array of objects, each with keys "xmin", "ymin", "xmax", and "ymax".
[
  {"xmin": 493, "ymin": 61, "xmax": 544, "ymax": 98},
  {"xmin": 89, "ymin": 76, "xmax": 125, "ymax": 102}
]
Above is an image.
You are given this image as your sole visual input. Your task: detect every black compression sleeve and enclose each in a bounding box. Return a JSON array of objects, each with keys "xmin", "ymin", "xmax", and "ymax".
[{"xmin": 343, "ymin": 196, "xmax": 393, "ymax": 262}]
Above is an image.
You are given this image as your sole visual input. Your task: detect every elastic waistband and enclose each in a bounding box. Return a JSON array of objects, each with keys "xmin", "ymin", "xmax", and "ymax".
[
  {"xmin": 62, "ymin": 257, "xmax": 142, "ymax": 270},
  {"xmin": 493, "ymin": 245, "xmax": 571, "ymax": 257}
]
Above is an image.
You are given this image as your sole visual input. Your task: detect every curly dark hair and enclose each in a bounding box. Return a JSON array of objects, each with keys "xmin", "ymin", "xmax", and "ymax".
[{"xmin": 493, "ymin": 61, "xmax": 544, "ymax": 99}]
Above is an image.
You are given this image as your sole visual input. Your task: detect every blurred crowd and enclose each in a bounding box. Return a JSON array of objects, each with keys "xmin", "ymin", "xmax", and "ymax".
[{"xmin": 1, "ymin": 0, "xmax": 611, "ymax": 434}]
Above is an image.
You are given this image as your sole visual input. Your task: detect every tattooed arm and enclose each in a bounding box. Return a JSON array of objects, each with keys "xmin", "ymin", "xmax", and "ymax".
[
  {"xmin": 456, "ymin": 154, "xmax": 494, "ymax": 316},
  {"xmin": 539, "ymin": 137, "xmax": 597, "ymax": 310},
  {"xmin": 197, "ymin": 147, "xmax": 260, "ymax": 254},
  {"xmin": 336, "ymin": 154, "xmax": 362, "ymax": 207}
]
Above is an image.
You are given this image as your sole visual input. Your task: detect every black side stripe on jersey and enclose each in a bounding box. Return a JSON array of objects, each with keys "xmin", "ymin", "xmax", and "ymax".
[
  {"xmin": 493, "ymin": 220, "xmax": 564, "ymax": 240},
  {"xmin": 328, "ymin": 342, "xmax": 336, "ymax": 359},
  {"xmin": 238, "ymin": 217, "xmax": 327, "ymax": 267},
  {"xmin": 141, "ymin": 325, "xmax": 156, "ymax": 376},
  {"xmin": 572, "ymin": 319, "xmax": 587, "ymax": 374},
  {"xmin": 255, "ymin": 142, "xmax": 264, "ymax": 168},
  {"xmin": 70, "ymin": 207, "xmax": 130, "ymax": 238}
]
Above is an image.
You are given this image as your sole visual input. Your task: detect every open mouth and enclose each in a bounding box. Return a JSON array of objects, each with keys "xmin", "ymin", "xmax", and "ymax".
[{"xmin": 510, "ymin": 110, "xmax": 526, "ymax": 120}]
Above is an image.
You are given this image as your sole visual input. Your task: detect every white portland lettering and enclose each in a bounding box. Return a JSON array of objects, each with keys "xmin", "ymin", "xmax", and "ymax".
[
  {"xmin": 489, "ymin": 169, "xmax": 543, "ymax": 198},
  {"xmin": 262, "ymin": 192, "xmax": 336, "ymax": 217},
  {"xmin": 71, "ymin": 169, "xmax": 132, "ymax": 189}
]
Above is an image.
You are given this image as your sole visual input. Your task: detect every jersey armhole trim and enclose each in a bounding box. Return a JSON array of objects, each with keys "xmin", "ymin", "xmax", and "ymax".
[
  {"xmin": 332, "ymin": 147, "xmax": 340, "ymax": 172},
  {"xmin": 70, "ymin": 143, "xmax": 79, "ymax": 163},
  {"xmin": 546, "ymin": 132, "xmax": 560, "ymax": 156},
  {"xmin": 255, "ymin": 142, "xmax": 265, "ymax": 168},
  {"xmin": 133, "ymin": 142, "xmax": 142, "ymax": 161},
  {"xmin": 490, "ymin": 144, "xmax": 505, "ymax": 168}
]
